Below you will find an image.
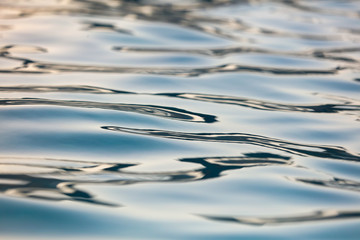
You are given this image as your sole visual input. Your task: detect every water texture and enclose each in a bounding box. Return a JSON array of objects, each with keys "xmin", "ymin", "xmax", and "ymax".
[{"xmin": 0, "ymin": 0, "xmax": 360, "ymax": 239}]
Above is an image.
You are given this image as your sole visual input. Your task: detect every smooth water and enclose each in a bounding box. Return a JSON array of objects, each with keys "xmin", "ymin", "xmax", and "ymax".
[{"xmin": 0, "ymin": 0, "xmax": 360, "ymax": 239}]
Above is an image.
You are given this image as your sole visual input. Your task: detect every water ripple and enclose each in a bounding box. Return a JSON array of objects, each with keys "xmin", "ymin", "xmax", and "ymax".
[
  {"xmin": 0, "ymin": 98, "xmax": 217, "ymax": 123},
  {"xmin": 199, "ymin": 209, "xmax": 360, "ymax": 226},
  {"xmin": 0, "ymin": 52, "xmax": 344, "ymax": 76},
  {"xmin": 113, "ymin": 45, "xmax": 360, "ymax": 63},
  {"xmin": 289, "ymin": 177, "xmax": 360, "ymax": 193},
  {"xmin": 158, "ymin": 92, "xmax": 360, "ymax": 115},
  {"xmin": 1, "ymin": 85, "xmax": 358, "ymax": 117},
  {"xmin": 1, "ymin": 0, "xmax": 360, "ymax": 238},
  {"xmin": 0, "ymin": 152, "xmax": 292, "ymax": 206},
  {"xmin": 102, "ymin": 126, "xmax": 360, "ymax": 162}
]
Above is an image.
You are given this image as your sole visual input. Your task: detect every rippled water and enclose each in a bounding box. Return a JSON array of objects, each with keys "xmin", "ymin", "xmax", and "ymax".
[{"xmin": 1, "ymin": 0, "xmax": 360, "ymax": 239}]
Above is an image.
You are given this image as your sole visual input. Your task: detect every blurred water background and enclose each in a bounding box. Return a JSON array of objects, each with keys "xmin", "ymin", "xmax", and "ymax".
[{"xmin": 0, "ymin": 0, "xmax": 360, "ymax": 239}]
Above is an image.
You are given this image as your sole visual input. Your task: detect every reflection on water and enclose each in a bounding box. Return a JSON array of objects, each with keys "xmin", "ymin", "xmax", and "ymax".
[
  {"xmin": 102, "ymin": 126, "xmax": 360, "ymax": 161},
  {"xmin": 113, "ymin": 45, "xmax": 360, "ymax": 63},
  {"xmin": 82, "ymin": 20, "xmax": 133, "ymax": 35},
  {"xmin": 0, "ymin": 85, "xmax": 135, "ymax": 94},
  {"xmin": 2, "ymin": 84, "xmax": 359, "ymax": 117},
  {"xmin": 290, "ymin": 177, "xmax": 360, "ymax": 193},
  {"xmin": 0, "ymin": 98, "xmax": 217, "ymax": 123},
  {"xmin": 1, "ymin": 0, "xmax": 360, "ymax": 239},
  {"xmin": 1, "ymin": 46, "xmax": 345, "ymax": 76},
  {"xmin": 158, "ymin": 92, "xmax": 360, "ymax": 122},
  {"xmin": 200, "ymin": 209, "xmax": 360, "ymax": 226},
  {"xmin": 0, "ymin": 152, "xmax": 291, "ymax": 207}
]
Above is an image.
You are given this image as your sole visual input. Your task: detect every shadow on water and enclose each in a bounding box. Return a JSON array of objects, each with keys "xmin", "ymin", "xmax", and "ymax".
[
  {"xmin": 102, "ymin": 126, "xmax": 360, "ymax": 162},
  {"xmin": 0, "ymin": 152, "xmax": 291, "ymax": 206}
]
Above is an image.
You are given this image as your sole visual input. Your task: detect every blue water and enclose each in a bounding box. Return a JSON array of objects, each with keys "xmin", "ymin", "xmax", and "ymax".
[{"xmin": 0, "ymin": 0, "xmax": 360, "ymax": 239}]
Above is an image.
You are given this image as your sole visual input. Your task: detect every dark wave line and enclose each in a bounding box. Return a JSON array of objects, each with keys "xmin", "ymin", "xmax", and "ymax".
[
  {"xmin": 82, "ymin": 21, "xmax": 132, "ymax": 35},
  {"xmin": 1, "ymin": 152, "xmax": 357, "ymax": 209},
  {"xmin": 0, "ymin": 1, "xmax": 246, "ymax": 41},
  {"xmin": 1, "ymin": 59, "xmax": 344, "ymax": 76},
  {"xmin": 113, "ymin": 46, "xmax": 360, "ymax": 63},
  {"xmin": 0, "ymin": 85, "xmax": 135, "ymax": 94},
  {"xmin": 1, "ymin": 0, "xmax": 355, "ymax": 42},
  {"xmin": 112, "ymin": 45, "xmax": 271, "ymax": 56},
  {"xmin": 313, "ymin": 47, "xmax": 360, "ymax": 54},
  {"xmin": 157, "ymin": 92, "xmax": 360, "ymax": 114},
  {"xmin": 1, "ymin": 85, "xmax": 358, "ymax": 116},
  {"xmin": 199, "ymin": 209, "xmax": 360, "ymax": 226},
  {"xmin": 281, "ymin": 0, "xmax": 360, "ymax": 19},
  {"xmin": 290, "ymin": 177, "xmax": 360, "ymax": 193},
  {"xmin": 0, "ymin": 45, "xmax": 348, "ymax": 76},
  {"xmin": 0, "ymin": 44, "xmax": 47, "ymax": 54},
  {"xmin": 101, "ymin": 126, "xmax": 360, "ymax": 162},
  {"xmin": 3, "ymin": 0, "xmax": 356, "ymax": 19},
  {"xmin": 0, "ymin": 157, "xmax": 136, "ymax": 206},
  {"xmin": 0, "ymin": 152, "xmax": 291, "ymax": 206},
  {"xmin": 0, "ymin": 98, "xmax": 217, "ymax": 123}
]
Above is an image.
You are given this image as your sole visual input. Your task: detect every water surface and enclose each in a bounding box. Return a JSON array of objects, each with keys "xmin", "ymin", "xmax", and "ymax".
[{"xmin": 0, "ymin": 0, "xmax": 360, "ymax": 239}]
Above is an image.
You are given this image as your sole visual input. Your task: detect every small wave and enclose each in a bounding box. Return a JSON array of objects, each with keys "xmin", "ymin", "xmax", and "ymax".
[
  {"xmin": 1, "ymin": 0, "xmax": 360, "ymax": 237},
  {"xmin": 1, "ymin": 46, "xmax": 346, "ymax": 76},
  {"xmin": 0, "ymin": 152, "xmax": 292, "ymax": 206},
  {"xmin": 199, "ymin": 209, "xmax": 360, "ymax": 226},
  {"xmin": 158, "ymin": 92, "xmax": 360, "ymax": 115},
  {"xmin": 113, "ymin": 46, "xmax": 360, "ymax": 63},
  {"xmin": 0, "ymin": 98, "xmax": 217, "ymax": 123},
  {"xmin": 1, "ymin": 85, "xmax": 358, "ymax": 117},
  {"xmin": 0, "ymin": 57, "xmax": 344, "ymax": 76},
  {"xmin": 289, "ymin": 177, "xmax": 360, "ymax": 193},
  {"xmin": 102, "ymin": 126, "xmax": 360, "ymax": 162}
]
